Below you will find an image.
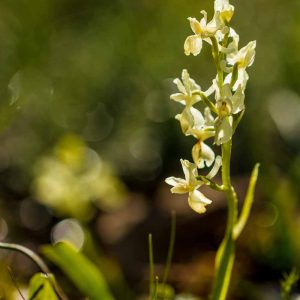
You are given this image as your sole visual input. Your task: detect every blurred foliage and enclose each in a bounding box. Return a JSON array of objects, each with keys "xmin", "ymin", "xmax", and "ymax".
[
  {"xmin": 42, "ymin": 241, "xmax": 114, "ymax": 300},
  {"xmin": 280, "ymin": 269, "xmax": 299, "ymax": 300},
  {"xmin": 32, "ymin": 134, "xmax": 127, "ymax": 220}
]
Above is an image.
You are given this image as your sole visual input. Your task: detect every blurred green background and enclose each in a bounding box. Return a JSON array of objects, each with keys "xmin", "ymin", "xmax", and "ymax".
[{"xmin": 1, "ymin": 0, "xmax": 300, "ymax": 299}]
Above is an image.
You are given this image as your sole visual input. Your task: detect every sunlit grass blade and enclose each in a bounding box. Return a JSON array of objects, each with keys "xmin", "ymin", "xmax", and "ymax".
[
  {"xmin": 280, "ymin": 268, "xmax": 299, "ymax": 300},
  {"xmin": 153, "ymin": 276, "xmax": 159, "ymax": 300},
  {"xmin": 162, "ymin": 211, "xmax": 176, "ymax": 285},
  {"xmin": 161, "ymin": 211, "xmax": 176, "ymax": 300},
  {"xmin": 148, "ymin": 233, "xmax": 155, "ymax": 299},
  {"xmin": 233, "ymin": 163, "xmax": 260, "ymax": 239}
]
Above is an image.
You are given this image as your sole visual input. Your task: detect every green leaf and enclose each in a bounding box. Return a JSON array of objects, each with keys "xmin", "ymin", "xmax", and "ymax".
[
  {"xmin": 42, "ymin": 241, "xmax": 114, "ymax": 300},
  {"xmin": 233, "ymin": 163, "xmax": 260, "ymax": 239},
  {"xmin": 29, "ymin": 273, "xmax": 57, "ymax": 300},
  {"xmin": 211, "ymin": 236, "xmax": 235, "ymax": 300}
]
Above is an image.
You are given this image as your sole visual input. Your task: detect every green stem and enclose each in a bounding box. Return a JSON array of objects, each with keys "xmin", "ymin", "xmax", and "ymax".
[
  {"xmin": 148, "ymin": 234, "xmax": 155, "ymax": 299},
  {"xmin": 210, "ymin": 140, "xmax": 238, "ymax": 300},
  {"xmin": 199, "ymin": 93, "xmax": 218, "ymax": 114},
  {"xmin": 197, "ymin": 175, "xmax": 225, "ymax": 192},
  {"xmin": 0, "ymin": 242, "xmax": 68, "ymax": 300},
  {"xmin": 230, "ymin": 63, "xmax": 239, "ymax": 88},
  {"xmin": 153, "ymin": 276, "xmax": 159, "ymax": 300},
  {"xmin": 162, "ymin": 211, "xmax": 176, "ymax": 286},
  {"xmin": 0, "ymin": 242, "xmax": 50, "ymax": 274},
  {"xmin": 220, "ymin": 31, "xmax": 229, "ymax": 62}
]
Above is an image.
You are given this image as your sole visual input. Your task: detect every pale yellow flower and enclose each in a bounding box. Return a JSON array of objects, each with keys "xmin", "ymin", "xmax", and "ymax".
[
  {"xmin": 213, "ymin": 82, "xmax": 245, "ymax": 145},
  {"xmin": 170, "ymin": 69, "xmax": 202, "ymax": 107},
  {"xmin": 184, "ymin": 11, "xmax": 222, "ymax": 56},
  {"xmin": 227, "ymin": 41, "xmax": 256, "ymax": 69},
  {"xmin": 192, "ymin": 140, "xmax": 215, "ymax": 169},
  {"xmin": 214, "ymin": 0, "xmax": 235, "ymax": 24},
  {"xmin": 175, "ymin": 107, "xmax": 215, "ymax": 139},
  {"xmin": 165, "ymin": 157, "xmax": 222, "ymax": 214}
]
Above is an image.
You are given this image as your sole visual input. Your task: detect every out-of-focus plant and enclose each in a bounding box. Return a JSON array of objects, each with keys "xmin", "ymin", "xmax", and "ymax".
[
  {"xmin": 0, "ymin": 133, "xmax": 130, "ymax": 298},
  {"xmin": 32, "ymin": 134, "xmax": 127, "ymax": 220},
  {"xmin": 148, "ymin": 211, "xmax": 176, "ymax": 300},
  {"xmin": 0, "ymin": 240, "xmax": 116, "ymax": 300},
  {"xmin": 165, "ymin": 0, "xmax": 259, "ymax": 299},
  {"xmin": 42, "ymin": 241, "xmax": 114, "ymax": 300},
  {"xmin": 280, "ymin": 269, "xmax": 299, "ymax": 300},
  {"xmin": 0, "ymin": 241, "xmax": 66, "ymax": 299}
]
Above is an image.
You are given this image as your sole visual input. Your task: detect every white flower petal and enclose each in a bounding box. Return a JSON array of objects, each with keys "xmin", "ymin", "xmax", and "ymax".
[
  {"xmin": 180, "ymin": 159, "xmax": 199, "ymax": 187},
  {"xmin": 192, "ymin": 141, "xmax": 215, "ymax": 169},
  {"xmin": 215, "ymin": 116, "xmax": 233, "ymax": 145},
  {"xmin": 206, "ymin": 155, "xmax": 222, "ymax": 179},
  {"xmin": 182, "ymin": 69, "xmax": 192, "ymax": 95},
  {"xmin": 188, "ymin": 17, "xmax": 203, "ymax": 35},
  {"xmin": 190, "ymin": 106, "xmax": 205, "ymax": 126},
  {"xmin": 243, "ymin": 41, "xmax": 256, "ymax": 67},
  {"xmin": 190, "ymin": 79, "xmax": 201, "ymax": 94},
  {"xmin": 201, "ymin": 142, "xmax": 215, "ymax": 167},
  {"xmin": 231, "ymin": 85, "xmax": 245, "ymax": 114},
  {"xmin": 171, "ymin": 186, "xmax": 189, "ymax": 194},
  {"xmin": 204, "ymin": 83, "xmax": 215, "ymax": 97},
  {"xmin": 188, "ymin": 190, "xmax": 212, "ymax": 214},
  {"xmin": 173, "ymin": 78, "xmax": 186, "ymax": 94},
  {"xmin": 170, "ymin": 93, "xmax": 186, "ymax": 105},
  {"xmin": 175, "ymin": 108, "xmax": 195, "ymax": 135},
  {"xmin": 214, "ymin": 0, "xmax": 235, "ymax": 23},
  {"xmin": 200, "ymin": 10, "xmax": 208, "ymax": 26},
  {"xmin": 185, "ymin": 107, "xmax": 215, "ymax": 140},
  {"xmin": 190, "ymin": 94, "xmax": 202, "ymax": 106},
  {"xmin": 192, "ymin": 142, "xmax": 205, "ymax": 169},
  {"xmin": 184, "ymin": 35, "xmax": 203, "ymax": 56},
  {"xmin": 205, "ymin": 11, "xmax": 222, "ymax": 36},
  {"xmin": 165, "ymin": 177, "xmax": 188, "ymax": 194},
  {"xmin": 221, "ymin": 83, "xmax": 232, "ymax": 99},
  {"xmin": 188, "ymin": 128, "xmax": 215, "ymax": 141},
  {"xmin": 227, "ymin": 40, "xmax": 256, "ymax": 68},
  {"xmin": 165, "ymin": 176, "xmax": 186, "ymax": 187}
]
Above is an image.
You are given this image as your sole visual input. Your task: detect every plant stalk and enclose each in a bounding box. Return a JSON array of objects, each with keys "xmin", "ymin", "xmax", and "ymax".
[
  {"xmin": 0, "ymin": 242, "xmax": 68, "ymax": 300},
  {"xmin": 210, "ymin": 140, "xmax": 238, "ymax": 300}
]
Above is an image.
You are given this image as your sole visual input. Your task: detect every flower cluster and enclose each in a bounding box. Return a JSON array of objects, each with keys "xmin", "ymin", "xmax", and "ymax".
[{"xmin": 166, "ymin": 0, "xmax": 256, "ymax": 214}]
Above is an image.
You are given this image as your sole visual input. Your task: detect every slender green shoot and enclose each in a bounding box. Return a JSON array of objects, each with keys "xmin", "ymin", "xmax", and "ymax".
[
  {"xmin": 233, "ymin": 163, "xmax": 260, "ymax": 239},
  {"xmin": 153, "ymin": 276, "xmax": 159, "ymax": 300},
  {"xmin": 162, "ymin": 211, "xmax": 176, "ymax": 285},
  {"xmin": 280, "ymin": 269, "xmax": 299, "ymax": 300},
  {"xmin": 149, "ymin": 234, "xmax": 155, "ymax": 299}
]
